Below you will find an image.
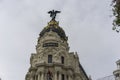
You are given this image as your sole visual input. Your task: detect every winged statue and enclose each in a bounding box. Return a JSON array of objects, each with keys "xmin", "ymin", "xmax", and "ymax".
[{"xmin": 48, "ymin": 10, "xmax": 61, "ymax": 20}]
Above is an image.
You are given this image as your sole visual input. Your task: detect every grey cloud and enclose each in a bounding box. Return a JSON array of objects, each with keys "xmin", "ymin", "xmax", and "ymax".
[{"xmin": 0, "ymin": 0, "xmax": 120, "ymax": 80}]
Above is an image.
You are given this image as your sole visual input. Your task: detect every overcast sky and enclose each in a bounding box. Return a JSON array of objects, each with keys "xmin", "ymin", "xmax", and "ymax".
[{"xmin": 0, "ymin": 0, "xmax": 120, "ymax": 80}]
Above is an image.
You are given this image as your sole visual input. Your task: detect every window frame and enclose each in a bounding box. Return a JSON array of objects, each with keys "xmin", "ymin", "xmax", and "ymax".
[
  {"xmin": 61, "ymin": 56, "xmax": 64, "ymax": 64},
  {"xmin": 48, "ymin": 55, "xmax": 52, "ymax": 63}
]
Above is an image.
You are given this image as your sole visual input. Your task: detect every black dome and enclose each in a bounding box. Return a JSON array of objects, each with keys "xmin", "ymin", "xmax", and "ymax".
[{"xmin": 39, "ymin": 20, "xmax": 67, "ymax": 41}]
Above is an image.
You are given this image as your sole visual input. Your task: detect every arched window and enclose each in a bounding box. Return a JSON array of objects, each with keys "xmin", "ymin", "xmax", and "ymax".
[
  {"xmin": 61, "ymin": 56, "xmax": 64, "ymax": 64},
  {"xmin": 48, "ymin": 55, "xmax": 52, "ymax": 63}
]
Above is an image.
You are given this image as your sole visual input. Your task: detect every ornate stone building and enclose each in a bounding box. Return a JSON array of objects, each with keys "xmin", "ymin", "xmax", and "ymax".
[
  {"xmin": 25, "ymin": 11, "xmax": 89, "ymax": 80},
  {"xmin": 113, "ymin": 59, "xmax": 120, "ymax": 80}
]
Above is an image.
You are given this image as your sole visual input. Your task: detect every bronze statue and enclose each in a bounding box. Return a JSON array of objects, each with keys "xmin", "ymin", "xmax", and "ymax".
[{"xmin": 48, "ymin": 10, "xmax": 61, "ymax": 20}]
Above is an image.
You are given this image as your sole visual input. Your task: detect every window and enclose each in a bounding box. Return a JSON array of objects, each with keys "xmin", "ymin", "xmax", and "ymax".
[
  {"xmin": 61, "ymin": 56, "xmax": 64, "ymax": 64},
  {"xmin": 48, "ymin": 55, "xmax": 52, "ymax": 63},
  {"xmin": 62, "ymin": 74, "xmax": 64, "ymax": 80},
  {"xmin": 43, "ymin": 42, "xmax": 58, "ymax": 47}
]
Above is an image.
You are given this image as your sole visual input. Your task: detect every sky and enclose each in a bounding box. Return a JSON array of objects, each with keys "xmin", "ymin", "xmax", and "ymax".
[{"xmin": 0, "ymin": 0, "xmax": 120, "ymax": 80}]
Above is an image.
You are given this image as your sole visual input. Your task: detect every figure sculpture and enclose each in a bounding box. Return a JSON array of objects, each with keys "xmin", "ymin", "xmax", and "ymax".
[{"xmin": 48, "ymin": 10, "xmax": 61, "ymax": 20}]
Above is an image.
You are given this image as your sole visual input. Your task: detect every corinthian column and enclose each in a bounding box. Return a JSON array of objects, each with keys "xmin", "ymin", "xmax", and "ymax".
[
  {"xmin": 68, "ymin": 76, "xmax": 71, "ymax": 80},
  {"xmin": 54, "ymin": 72, "xmax": 57, "ymax": 80},
  {"xmin": 38, "ymin": 73, "xmax": 41, "ymax": 80},
  {"xmin": 59, "ymin": 73, "xmax": 61, "ymax": 80},
  {"xmin": 30, "ymin": 77, "xmax": 33, "ymax": 80},
  {"xmin": 41, "ymin": 73, "xmax": 44, "ymax": 80}
]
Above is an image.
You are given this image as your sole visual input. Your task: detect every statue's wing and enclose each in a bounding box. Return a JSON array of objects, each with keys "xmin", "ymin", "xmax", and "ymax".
[
  {"xmin": 48, "ymin": 11, "xmax": 52, "ymax": 14},
  {"xmin": 48, "ymin": 11, "xmax": 53, "ymax": 17},
  {"xmin": 55, "ymin": 11, "xmax": 61, "ymax": 13}
]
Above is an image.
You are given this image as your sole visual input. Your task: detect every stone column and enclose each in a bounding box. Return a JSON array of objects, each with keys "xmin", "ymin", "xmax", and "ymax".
[
  {"xmin": 38, "ymin": 73, "xmax": 41, "ymax": 80},
  {"xmin": 30, "ymin": 77, "xmax": 33, "ymax": 80},
  {"xmin": 44, "ymin": 73, "xmax": 47, "ymax": 80},
  {"xmin": 59, "ymin": 73, "xmax": 61, "ymax": 80},
  {"xmin": 68, "ymin": 75, "xmax": 71, "ymax": 80},
  {"xmin": 41, "ymin": 73, "xmax": 44, "ymax": 80},
  {"xmin": 65, "ymin": 75, "xmax": 67, "ymax": 80},
  {"xmin": 54, "ymin": 72, "xmax": 57, "ymax": 80}
]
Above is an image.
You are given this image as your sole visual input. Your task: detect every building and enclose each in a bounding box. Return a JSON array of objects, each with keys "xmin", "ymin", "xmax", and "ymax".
[
  {"xmin": 97, "ymin": 75, "xmax": 114, "ymax": 80},
  {"xmin": 96, "ymin": 60, "xmax": 120, "ymax": 80},
  {"xmin": 25, "ymin": 10, "xmax": 89, "ymax": 80},
  {"xmin": 113, "ymin": 59, "xmax": 120, "ymax": 80}
]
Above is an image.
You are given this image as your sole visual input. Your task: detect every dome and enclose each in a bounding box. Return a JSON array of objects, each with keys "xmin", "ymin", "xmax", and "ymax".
[{"xmin": 39, "ymin": 20, "xmax": 68, "ymax": 41}]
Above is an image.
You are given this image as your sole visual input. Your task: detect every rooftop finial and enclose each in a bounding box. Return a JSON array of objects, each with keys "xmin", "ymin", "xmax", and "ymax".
[{"xmin": 48, "ymin": 10, "xmax": 61, "ymax": 20}]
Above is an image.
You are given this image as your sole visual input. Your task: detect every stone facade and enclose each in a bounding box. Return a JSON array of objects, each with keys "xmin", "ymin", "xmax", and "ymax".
[
  {"xmin": 113, "ymin": 59, "xmax": 120, "ymax": 80},
  {"xmin": 25, "ymin": 20, "xmax": 89, "ymax": 80}
]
